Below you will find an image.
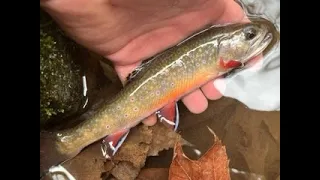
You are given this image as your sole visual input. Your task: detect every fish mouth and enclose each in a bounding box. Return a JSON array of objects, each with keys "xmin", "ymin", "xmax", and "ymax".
[
  {"xmin": 262, "ymin": 32, "xmax": 273, "ymax": 44},
  {"xmin": 244, "ymin": 30, "xmax": 274, "ymax": 65},
  {"xmin": 255, "ymin": 31, "xmax": 273, "ymax": 55}
]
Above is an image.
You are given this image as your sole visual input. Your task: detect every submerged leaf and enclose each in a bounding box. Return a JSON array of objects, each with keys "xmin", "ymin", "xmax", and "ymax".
[
  {"xmin": 169, "ymin": 136, "xmax": 230, "ymax": 180},
  {"xmin": 148, "ymin": 122, "xmax": 182, "ymax": 156},
  {"xmin": 136, "ymin": 168, "xmax": 169, "ymax": 180},
  {"xmin": 111, "ymin": 162, "xmax": 140, "ymax": 180},
  {"xmin": 62, "ymin": 143, "xmax": 105, "ymax": 180},
  {"xmin": 112, "ymin": 125, "xmax": 153, "ymax": 168},
  {"xmin": 104, "ymin": 122, "xmax": 182, "ymax": 180}
]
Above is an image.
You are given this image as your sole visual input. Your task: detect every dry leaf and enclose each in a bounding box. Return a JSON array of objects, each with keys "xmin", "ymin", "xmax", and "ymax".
[
  {"xmin": 169, "ymin": 136, "xmax": 230, "ymax": 180},
  {"xmin": 136, "ymin": 168, "xmax": 169, "ymax": 180}
]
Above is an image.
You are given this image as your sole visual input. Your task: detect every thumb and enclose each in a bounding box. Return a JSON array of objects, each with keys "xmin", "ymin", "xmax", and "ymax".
[{"xmin": 114, "ymin": 62, "xmax": 141, "ymax": 84}]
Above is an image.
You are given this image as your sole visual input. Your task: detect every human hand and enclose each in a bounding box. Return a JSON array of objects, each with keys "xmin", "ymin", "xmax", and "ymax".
[{"xmin": 40, "ymin": 0, "xmax": 248, "ymax": 126}]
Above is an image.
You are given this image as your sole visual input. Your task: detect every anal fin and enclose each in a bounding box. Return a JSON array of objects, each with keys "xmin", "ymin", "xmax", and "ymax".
[
  {"xmin": 101, "ymin": 129, "xmax": 130, "ymax": 159},
  {"xmin": 156, "ymin": 102, "xmax": 179, "ymax": 131}
]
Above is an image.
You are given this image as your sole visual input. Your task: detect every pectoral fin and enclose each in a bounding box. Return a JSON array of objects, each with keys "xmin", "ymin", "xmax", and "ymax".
[
  {"xmin": 156, "ymin": 102, "xmax": 179, "ymax": 131},
  {"xmin": 101, "ymin": 129, "xmax": 130, "ymax": 159},
  {"xmin": 218, "ymin": 58, "xmax": 244, "ymax": 70}
]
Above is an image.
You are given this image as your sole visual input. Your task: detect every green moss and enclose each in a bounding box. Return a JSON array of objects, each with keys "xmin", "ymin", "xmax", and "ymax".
[{"xmin": 40, "ymin": 9, "xmax": 83, "ymax": 126}]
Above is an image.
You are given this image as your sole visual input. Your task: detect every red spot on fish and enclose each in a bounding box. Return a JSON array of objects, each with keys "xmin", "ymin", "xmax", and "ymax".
[{"xmin": 219, "ymin": 57, "xmax": 243, "ymax": 69}]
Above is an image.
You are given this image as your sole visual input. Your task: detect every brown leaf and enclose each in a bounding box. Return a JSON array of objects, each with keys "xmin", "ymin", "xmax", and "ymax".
[
  {"xmin": 110, "ymin": 162, "xmax": 140, "ymax": 180},
  {"xmin": 169, "ymin": 136, "xmax": 230, "ymax": 180},
  {"xmin": 104, "ymin": 122, "xmax": 182, "ymax": 180},
  {"xmin": 104, "ymin": 125, "xmax": 152, "ymax": 180},
  {"xmin": 136, "ymin": 168, "xmax": 169, "ymax": 180},
  {"xmin": 177, "ymin": 98, "xmax": 279, "ymax": 179},
  {"xmin": 62, "ymin": 143, "xmax": 106, "ymax": 180},
  {"xmin": 148, "ymin": 122, "xmax": 182, "ymax": 156},
  {"xmin": 112, "ymin": 125, "xmax": 153, "ymax": 168}
]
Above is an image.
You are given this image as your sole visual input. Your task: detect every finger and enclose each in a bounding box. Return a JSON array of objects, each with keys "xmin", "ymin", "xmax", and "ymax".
[
  {"xmin": 142, "ymin": 114, "xmax": 157, "ymax": 126},
  {"xmin": 114, "ymin": 63, "xmax": 141, "ymax": 84},
  {"xmin": 214, "ymin": 0, "xmax": 248, "ymax": 24},
  {"xmin": 201, "ymin": 80, "xmax": 223, "ymax": 100},
  {"xmin": 181, "ymin": 89, "xmax": 208, "ymax": 114}
]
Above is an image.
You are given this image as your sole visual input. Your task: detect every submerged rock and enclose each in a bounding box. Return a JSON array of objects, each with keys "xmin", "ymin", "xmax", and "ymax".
[{"xmin": 40, "ymin": 9, "xmax": 84, "ymax": 128}]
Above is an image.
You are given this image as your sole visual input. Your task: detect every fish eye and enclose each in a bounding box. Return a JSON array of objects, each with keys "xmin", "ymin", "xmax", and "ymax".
[{"xmin": 243, "ymin": 26, "xmax": 257, "ymax": 40}]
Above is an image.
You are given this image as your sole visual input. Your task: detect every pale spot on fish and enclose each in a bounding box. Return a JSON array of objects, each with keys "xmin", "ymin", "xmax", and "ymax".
[
  {"xmin": 156, "ymin": 90, "xmax": 160, "ymax": 95},
  {"xmin": 133, "ymin": 107, "xmax": 138, "ymax": 111},
  {"xmin": 106, "ymin": 125, "xmax": 110, "ymax": 129}
]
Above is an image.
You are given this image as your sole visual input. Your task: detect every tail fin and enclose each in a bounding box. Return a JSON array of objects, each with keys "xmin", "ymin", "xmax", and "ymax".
[{"xmin": 40, "ymin": 131, "xmax": 70, "ymax": 178}]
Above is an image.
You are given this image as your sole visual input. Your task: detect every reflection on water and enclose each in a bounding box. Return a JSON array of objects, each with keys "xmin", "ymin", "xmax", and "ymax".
[
  {"xmin": 234, "ymin": 1, "xmax": 280, "ymax": 179},
  {"xmin": 239, "ymin": 0, "xmax": 280, "ymax": 178}
]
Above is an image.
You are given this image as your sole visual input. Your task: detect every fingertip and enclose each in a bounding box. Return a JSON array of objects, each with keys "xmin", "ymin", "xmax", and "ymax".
[
  {"xmin": 201, "ymin": 80, "xmax": 223, "ymax": 100},
  {"xmin": 142, "ymin": 114, "xmax": 157, "ymax": 126},
  {"xmin": 182, "ymin": 89, "xmax": 208, "ymax": 114},
  {"xmin": 114, "ymin": 63, "xmax": 141, "ymax": 83}
]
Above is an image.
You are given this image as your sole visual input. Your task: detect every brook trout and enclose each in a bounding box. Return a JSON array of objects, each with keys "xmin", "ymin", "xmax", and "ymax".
[{"xmin": 40, "ymin": 18, "xmax": 279, "ymax": 177}]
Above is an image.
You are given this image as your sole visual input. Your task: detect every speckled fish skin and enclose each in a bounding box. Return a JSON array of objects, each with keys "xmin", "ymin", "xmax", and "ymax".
[{"xmin": 40, "ymin": 18, "xmax": 277, "ymax": 175}]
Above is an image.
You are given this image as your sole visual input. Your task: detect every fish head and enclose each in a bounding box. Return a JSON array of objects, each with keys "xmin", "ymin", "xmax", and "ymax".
[{"xmin": 216, "ymin": 19, "xmax": 277, "ymax": 70}]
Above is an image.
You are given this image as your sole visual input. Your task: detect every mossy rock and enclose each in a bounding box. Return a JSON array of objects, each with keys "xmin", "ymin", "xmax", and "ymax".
[{"xmin": 40, "ymin": 9, "xmax": 84, "ymax": 128}]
